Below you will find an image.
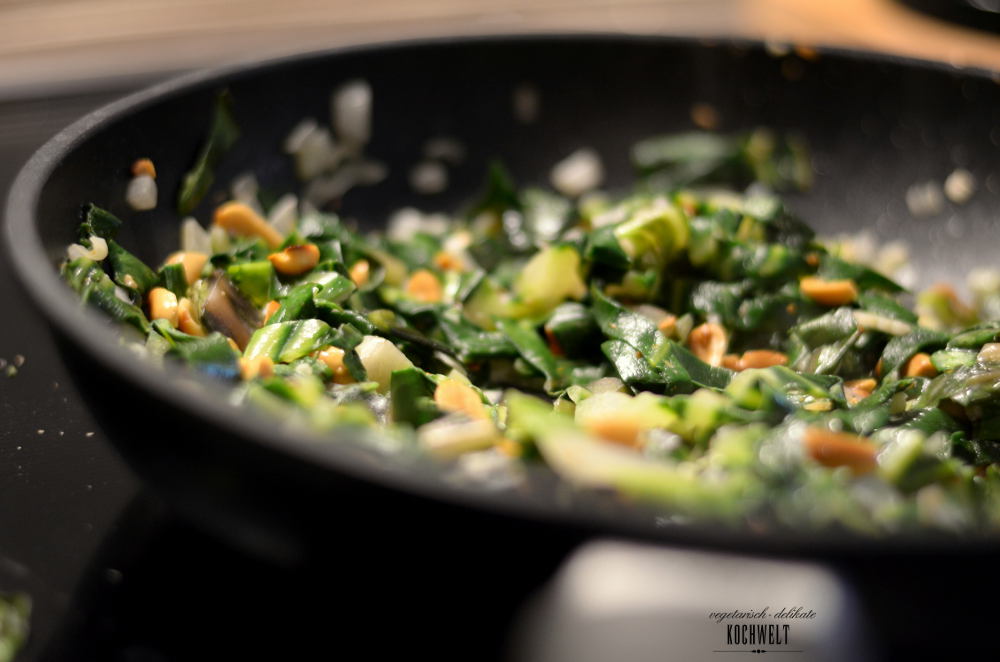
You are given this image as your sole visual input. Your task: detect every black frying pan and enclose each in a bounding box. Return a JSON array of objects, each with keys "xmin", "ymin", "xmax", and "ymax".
[{"xmin": 5, "ymin": 35, "xmax": 1000, "ymax": 653}]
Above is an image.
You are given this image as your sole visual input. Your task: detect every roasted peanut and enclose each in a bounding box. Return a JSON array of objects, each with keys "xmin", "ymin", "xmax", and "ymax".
[
  {"xmin": 802, "ymin": 427, "xmax": 878, "ymax": 475},
  {"xmin": 268, "ymin": 244, "xmax": 320, "ymax": 276},
  {"xmin": 164, "ymin": 251, "xmax": 209, "ymax": 284},
  {"xmin": 213, "ymin": 201, "xmax": 284, "ymax": 248},
  {"xmin": 349, "ymin": 259, "xmax": 370, "ymax": 287},
  {"xmin": 262, "ymin": 300, "xmax": 281, "ymax": 323},
  {"xmin": 657, "ymin": 314, "xmax": 678, "ymax": 338},
  {"xmin": 239, "ymin": 356, "xmax": 274, "ymax": 380},
  {"xmin": 904, "ymin": 352, "xmax": 937, "ymax": 378},
  {"xmin": 585, "ymin": 418, "xmax": 643, "ymax": 448},
  {"xmin": 844, "ymin": 378, "xmax": 877, "ymax": 405},
  {"xmin": 687, "ymin": 322, "xmax": 728, "ymax": 366},
  {"xmin": 434, "ymin": 378, "xmax": 487, "ymax": 420},
  {"xmin": 405, "ymin": 269, "xmax": 443, "ymax": 303},
  {"xmin": 131, "ymin": 158, "xmax": 156, "ymax": 178},
  {"xmin": 316, "ymin": 347, "xmax": 355, "ymax": 384},
  {"xmin": 739, "ymin": 350, "xmax": 788, "ymax": 370},
  {"xmin": 148, "ymin": 287, "xmax": 178, "ymax": 327},
  {"xmin": 433, "ymin": 251, "xmax": 465, "ymax": 272},
  {"xmin": 800, "ymin": 277, "xmax": 858, "ymax": 306},
  {"xmin": 177, "ymin": 297, "xmax": 206, "ymax": 336}
]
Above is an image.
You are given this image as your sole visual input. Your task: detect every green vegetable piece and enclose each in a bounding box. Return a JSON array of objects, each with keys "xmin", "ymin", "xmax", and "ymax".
[
  {"xmin": 544, "ymin": 302, "xmax": 600, "ymax": 358},
  {"xmin": 584, "ymin": 224, "xmax": 631, "ymax": 270},
  {"xmin": 63, "ymin": 258, "xmax": 150, "ymax": 334},
  {"xmin": 791, "ymin": 307, "xmax": 857, "ymax": 347},
  {"xmin": 438, "ymin": 317, "xmax": 519, "ymax": 361},
  {"xmin": 514, "ymin": 244, "xmax": 587, "ymax": 316},
  {"xmin": 243, "ymin": 319, "xmax": 333, "ymax": 363},
  {"xmin": 947, "ymin": 322, "xmax": 1000, "ymax": 349},
  {"xmin": 313, "ymin": 273, "xmax": 357, "ymax": 306},
  {"xmin": 107, "ymin": 239, "xmax": 158, "ymax": 296},
  {"xmin": 880, "ymin": 328, "xmax": 949, "ymax": 376},
  {"xmin": 78, "ymin": 203, "xmax": 122, "ymax": 241},
  {"xmin": 268, "ymin": 283, "xmax": 320, "ymax": 324},
  {"xmin": 496, "ymin": 318, "xmax": 563, "ymax": 393},
  {"xmin": 158, "ymin": 262, "xmax": 189, "ymax": 298},
  {"xmin": 151, "ymin": 319, "xmax": 240, "ymax": 378},
  {"xmin": 818, "ymin": 254, "xmax": 904, "ymax": 293},
  {"xmin": 226, "ymin": 260, "xmax": 275, "ymax": 307},
  {"xmin": 930, "ymin": 348, "xmax": 977, "ymax": 372},
  {"xmin": 858, "ymin": 292, "xmax": 918, "ymax": 324},
  {"xmin": 390, "ymin": 368, "xmax": 442, "ymax": 426},
  {"xmin": 178, "ymin": 90, "xmax": 240, "ymax": 215},
  {"xmin": 0, "ymin": 592, "xmax": 31, "ymax": 662},
  {"xmin": 613, "ymin": 201, "xmax": 689, "ymax": 270}
]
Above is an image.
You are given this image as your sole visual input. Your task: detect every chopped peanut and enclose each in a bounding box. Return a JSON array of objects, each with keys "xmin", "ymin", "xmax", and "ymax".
[
  {"xmin": 177, "ymin": 297, "xmax": 206, "ymax": 336},
  {"xmin": 800, "ymin": 277, "xmax": 858, "ymax": 306},
  {"xmin": 164, "ymin": 251, "xmax": 209, "ymax": 285},
  {"xmin": 585, "ymin": 418, "xmax": 643, "ymax": 448},
  {"xmin": 904, "ymin": 352, "xmax": 937, "ymax": 378},
  {"xmin": 268, "ymin": 244, "xmax": 320, "ymax": 276},
  {"xmin": 802, "ymin": 427, "xmax": 878, "ymax": 475},
  {"xmin": 803, "ymin": 399, "xmax": 833, "ymax": 412},
  {"xmin": 434, "ymin": 378, "xmax": 488, "ymax": 420},
  {"xmin": 657, "ymin": 314, "xmax": 678, "ymax": 338},
  {"xmin": 721, "ymin": 354, "xmax": 741, "ymax": 370},
  {"xmin": 262, "ymin": 300, "xmax": 281, "ymax": 323},
  {"xmin": 844, "ymin": 378, "xmax": 877, "ymax": 405},
  {"xmin": 213, "ymin": 201, "xmax": 283, "ymax": 248},
  {"xmin": 147, "ymin": 287, "xmax": 178, "ymax": 327},
  {"xmin": 687, "ymin": 322, "xmax": 728, "ymax": 366},
  {"xmin": 433, "ymin": 251, "xmax": 465, "ymax": 272},
  {"xmin": 739, "ymin": 350, "xmax": 788, "ymax": 370},
  {"xmin": 131, "ymin": 158, "xmax": 156, "ymax": 178},
  {"xmin": 349, "ymin": 259, "xmax": 370, "ymax": 287},
  {"xmin": 496, "ymin": 438, "xmax": 523, "ymax": 457},
  {"xmin": 405, "ymin": 269, "xmax": 443, "ymax": 303},
  {"xmin": 316, "ymin": 347, "xmax": 355, "ymax": 384},
  {"xmin": 226, "ymin": 337, "xmax": 241, "ymax": 353},
  {"xmin": 239, "ymin": 356, "xmax": 274, "ymax": 380}
]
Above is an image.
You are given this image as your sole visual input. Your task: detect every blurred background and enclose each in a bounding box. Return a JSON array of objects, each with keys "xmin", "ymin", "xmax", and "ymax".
[{"xmin": 1, "ymin": 1, "xmax": 1000, "ymax": 661}]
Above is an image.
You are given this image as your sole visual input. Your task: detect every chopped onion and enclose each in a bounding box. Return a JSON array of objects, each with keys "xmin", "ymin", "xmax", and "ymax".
[
  {"xmin": 295, "ymin": 127, "xmax": 341, "ymax": 180},
  {"xmin": 332, "ymin": 79, "xmax": 372, "ymax": 150},
  {"xmin": 944, "ymin": 168, "xmax": 976, "ymax": 204},
  {"xmin": 419, "ymin": 416, "xmax": 499, "ymax": 459},
  {"xmin": 551, "ymin": 148, "xmax": 603, "ymax": 197},
  {"xmin": 423, "ymin": 136, "xmax": 466, "ymax": 164},
  {"xmin": 387, "ymin": 208, "xmax": 425, "ymax": 241},
  {"xmin": 180, "ymin": 217, "xmax": 212, "ymax": 254},
  {"xmin": 66, "ymin": 235, "xmax": 108, "ymax": 261},
  {"xmin": 125, "ymin": 175, "xmax": 157, "ymax": 211},
  {"xmin": 230, "ymin": 172, "xmax": 262, "ymax": 215},
  {"xmin": 283, "ymin": 118, "xmax": 319, "ymax": 154},
  {"xmin": 409, "ymin": 160, "xmax": 447, "ymax": 194},
  {"xmin": 267, "ymin": 194, "xmax": 298, "ymax": 236},
  {"xmin": 355, "ymin": 335, "xmax": 413, "ymax": 392}
]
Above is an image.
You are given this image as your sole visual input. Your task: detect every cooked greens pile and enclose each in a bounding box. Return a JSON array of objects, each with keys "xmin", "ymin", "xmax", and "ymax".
[{"xmin": 62, "ymin": 121, "xmax": 1000, "ymax": 535}]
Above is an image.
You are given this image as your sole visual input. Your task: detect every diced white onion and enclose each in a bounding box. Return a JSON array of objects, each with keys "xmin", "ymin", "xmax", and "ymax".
[
  {"xmin": 355, "ymin": 335, "xmax": 413, "ymax": 392},
  {"xmin": 230, "ymin": 172, "xmax": 263, "ymax": 215},
  {"xmin": 944, "ymin": 168, "xmax": 976, "ymax": 204},
  {"xmin": 852, "ymin": 310, "xmax": 912, "ymax": 336},
  {"xmin": 350, "ymin": 159, "xmax": 388, "ymax": 186},
  {"xmin": 180, "ymin": 217, "xmax": 212, "ymax": 254},
  {"xmin": 423, "ymin": 136, "xmax": 466, "ymax": 164},
  {"xmin": 332, "ymin": 79, "xmax": 372, "ymax": 150},
  {"xmin": 295, "ymin": 127, "xmax": 341, "ymax": 180},
  {"xmin": 409, "ymin": 160, "xmax": 448, "ymax": 194},
  {"xmin": 551, "ymin": 148, "xmax": 603, "ymax": 197},
  {"xmin": 513, "ymin": 83, "xmax": 540, "ymax": 124},
  {"xmin": 905, "ymin": 181, "xmax": 944, "ymax": 217},
  {"xmin": 283, "ymin": 118, "xmax": 319, "ymax": 154},
  {"xmin": 210, "ymin": 225, "xmax": 231, "ymax": 253},
  {"xmin": 419, "ymin": 416, "xmax": 499, "ymax": 459},
  {"xmin": 268, "ymin": 194, "xmax": 299, "ymax": 236},
  {"xmin": 125, "ymin": 175, "xmax": 157, "ymax": 211},
  {"xmin": 66, "ymin": 235, "xmax": 108, "ymax": 261},
  {"xmin": 114, "ymin": 285, "xmax": 132, "ymax": 303},
  {"xmin": 387, "ymin": 207, "xmax": 425, "ymax": 241}
]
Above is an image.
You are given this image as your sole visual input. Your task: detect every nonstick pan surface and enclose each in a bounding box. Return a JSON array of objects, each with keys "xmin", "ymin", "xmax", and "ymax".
[{"xmin": 7, "ymin": 35, "xmax": 1000, "ymax": 560}]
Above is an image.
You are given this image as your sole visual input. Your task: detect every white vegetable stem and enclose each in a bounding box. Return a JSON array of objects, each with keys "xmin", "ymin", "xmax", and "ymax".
[
  {"xmin": 332, "ymin": 79, "xmax": 372, "ymax": 150},
  {"xmin": 551, "ymin": 148, "xmax": 603, "ymax": 197},
  {"xmin": 355, "ymin": 335, "xmax": 413, "ymax": 393},
  {"xmin": 125, "ymin": 175, "xmax": 157, "ymax": 211}
]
